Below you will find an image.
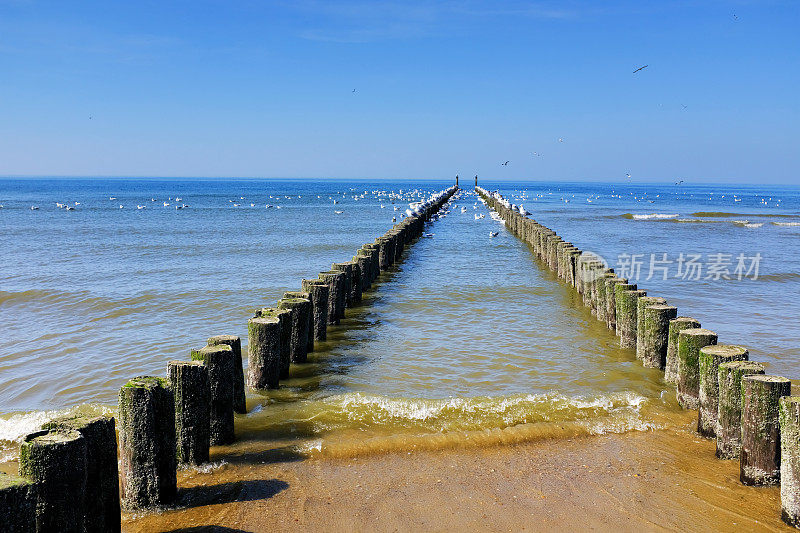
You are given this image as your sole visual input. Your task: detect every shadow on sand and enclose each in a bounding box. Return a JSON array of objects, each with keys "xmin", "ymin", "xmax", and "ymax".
[{"xmin": 178, "ymin": 478, "xmax": 289, "ymax": 510}]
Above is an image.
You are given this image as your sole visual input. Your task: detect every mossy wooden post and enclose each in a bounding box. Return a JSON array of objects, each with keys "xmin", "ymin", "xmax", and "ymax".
[
  {"xmin": 118, "ymin": 376, "xmax": 176, "ymax": 509},
  {"xmin": 284, "ymin": 290, "xmax": 314, "ymax": 350},
  {"xmin": 665, "ymin": 317, "xmax": 701, "ymax": 383},
  {"xmin": 594, "ymin": 271, "xmax": 615, "ymax": 323},
  {"xmin": 717, "ymin": 361, "xmax": 766, "ymax": 459},
  {"xmin": 638, "ymin": 304, "xmax": 678, "ymax": 369},
  {"xmin": 617, "ymin": 289, "xmax": 646, "ymax": 349},
  {"xmin": 277, "ymin": 297, "xmax": 312, "ymax": 363},
  {"xmin": 604, "ymin": 277, "xmax": 626, "ymax": 332},
  {"xmin": 247, "ymin": 316, "xmax": 281, "ymax": 388},
  {"xmin": 780, "ymin": 396, "xmax": 800, "ymax": 527},
  {"xmin": 740, "ymin": 375, "xmax": 791, "ymax": 485},
  {"xmin": 354, "ymin": 250, "xmax": 372, "ymax": 292},
  {"xmin": 612, "ymin": 282, "xmax": 636, "ymax": 336},
  {"xmin": 167, "ymin": 360, "xmax": 210, "ymax": 466},
  {"xmin": 319, "ymin": 270, "xmax": 345, "ymax": 322},
  {"xmin": 331, "ymin": 262, "xmax": 354, "ymax": 307},
  {"xmin": 18, "ymin": 428, "xmax": 86, "ymax": 532},
  {"xmin": 301, "ymin": 279, "xmax": 330, "ymax": 342},
  {"xmin": 207, "ymin": 335, "xmax": 246, "ymax": 414},
  {"xmin": 0, "ymin": 472, "xmax": 35, "ymax": 533},
  {"xmin": 191, "ymin": 345, "xmax": 235, "ymax": 446},
  {"xmin": 41, "ymin": 415, "xmax": 120, "ymax": 533},
  {"xmin": 676, "ymin": 328, "xmax": 717, "ymax": 409},
  {"xmin": 697, "ymin": 345, "xmax": 749, "ymax": 438},
  {"xmin": 255, "ymin": 308, "xmax": 292, "ymax": 379},
  {"xmin": 635, "ymin": 296, "xmax": 667, "ymax": 361},
  {"xmin": 567, "ymin": 249, "xmax": 582, "ymax": 288}
]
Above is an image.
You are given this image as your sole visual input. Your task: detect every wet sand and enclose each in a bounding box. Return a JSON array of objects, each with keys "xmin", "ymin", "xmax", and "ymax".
[{"xmin": 124, "ymin": 411, "xmax": 789, "ymax": 532}]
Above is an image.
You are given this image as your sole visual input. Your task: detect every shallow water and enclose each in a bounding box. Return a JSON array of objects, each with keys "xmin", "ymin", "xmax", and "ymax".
[{"xmin": 1, "ymin": 178, "xmax": 798, "ymax": 461}]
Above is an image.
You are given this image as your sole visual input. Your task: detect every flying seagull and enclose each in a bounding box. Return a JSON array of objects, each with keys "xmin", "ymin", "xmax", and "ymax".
[
  {"xmin": 633, "ymin": 65, "xmax": 649, "ymax": 74},
  {"xmin": 676, "ymin": 179, "xmax": 684, "ymax": 185},
  {"xmin": 501, "ymin": 161, "xmax": 509, "ymax": 166}
]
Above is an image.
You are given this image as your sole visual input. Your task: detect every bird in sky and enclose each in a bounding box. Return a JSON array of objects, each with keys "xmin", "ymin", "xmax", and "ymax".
[
  {"xmin": 501, "ymin": 161, "xmax": 510, "ymax": 166},
  {"xmin": 558, "ymin": 138, "xmax": 563, "ymax": 143},
  {"xmin": 633, "ymin": 65, "xmax": 648, "ymax": 74},
  {"xmin": 681, "ymin": 104, "xmax": 688, "ymax": 110},
  {"xmin": 676, "ymin": 179, "xmax": 684, "ymax": 185},
  {"xmin": 733, "ymin": 13, "xmax": 739, "ymax": 21},
  {"xmin": 626, "ymin": 173, "xmax": 631, "ymax": 180},
  {"xmin": 532, "ymin": 152, "xmax": 541, "ymax": 157},
  {"xmin": 88, "ymin": 115, "xmax": 92, "ymax": 119}
]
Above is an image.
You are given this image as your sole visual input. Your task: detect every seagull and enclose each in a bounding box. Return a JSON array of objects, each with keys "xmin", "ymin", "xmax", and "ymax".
[
  {"xmin": 733, "ymin": 13, "xmax": 739, "ymax": 21},
  {"xmin": 676, "ymin": 180, "xmax": 684, "ymax": 185},
  {"xmin": 334, "ymin": 210, "xmax": 343, "ymax": 214},
  {"xmin": 501, "ymin": 161, "xmax": 509, "ymax": 166},
  {"xmin": 681, "ymin": 104, "xmax": 688, "ymax": 110},
  {"xmin": 558, "ymin": 138, "xmax": 563, "ymax": 143},
  {"xmin": 633, "ymin": 65, "xmax": 649, "ymax": 74},
  {"xmin": 352, "ymin": 89, "xmax": 356, "ymax": 93},
  {"xmin": 626, "ymin": 173, "xmax": 631, "ymax": 180},
  {"xmin": 489, "ymin": 231, "xmax": 499, "ymax": 237},
  {"xmin": 532, "ymin": 152, "xmax": 541, "ymax": 157}
]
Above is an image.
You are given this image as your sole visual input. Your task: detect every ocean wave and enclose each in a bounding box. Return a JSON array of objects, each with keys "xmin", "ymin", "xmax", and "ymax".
[
  {"xmin": 0, "ymin": 404, "xmax": 114, "ymax": 462},
  {"xmin": 624, "ymin": 213, "xmax": 679, "ymax": 220},
  {"xmin": 295, "ymin": 391, "xmax": 659, "ymax": 435},
  {"xmin": 772, "ymin": 221, "xmax": 800, "ymax": 226},
  {"xmin": 690, "ymin": 211, "xmax": 797, "ymax": 218}
]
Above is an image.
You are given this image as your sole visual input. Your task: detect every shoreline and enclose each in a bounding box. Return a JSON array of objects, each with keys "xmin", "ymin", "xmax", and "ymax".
[{"xmin": 123, "ymin": 410, "xmax": 789, "ymax": 532}]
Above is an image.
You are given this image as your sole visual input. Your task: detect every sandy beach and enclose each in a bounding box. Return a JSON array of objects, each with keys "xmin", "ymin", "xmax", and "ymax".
[{"xmin": 124, "ymin": 410, "xmax": 788, "ymax": 532}]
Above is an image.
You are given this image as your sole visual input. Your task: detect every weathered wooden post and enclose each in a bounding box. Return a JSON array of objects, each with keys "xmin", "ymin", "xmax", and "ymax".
[
  {"xmin": 118, "ymin": 376, "xmax": 176, "ymax": 509},
  {"xmin": 41, "ymin": 415, "xmax": 121, "ymax": 532},
  {"xmin": 278, "ymin": 296, "xmax": 312, "ymax": 363},
  {"xmin": 780, "ymin": 396, "xmax": 800, "ymax": 527},
  {"xmin": 247, "ymin": 315, "xmax": 281, "ymax": 389},
  {"xmin": 676, "ymin": 328, "xmax": 717, "ymax": 409},
  {"xmin": 255, "ymin": 307, "xmax": 292, "ymax": 379},
  {"xmin": 207, "ymin": 335, "xmax": 246, "ymax": 414},
  {"xmin": 319, "ymin": 270, "xmax": 346, "ymax": 322},
  {"xmin": 617, "ymin": 289, "xmax": 646, "ymax": 349},
  {"xmin": 191, "ymin": 344, "xmax": 235, "ymax": 446},
  {"xmin": 665, "ymin": 317, "xmax": 701, "ymax": 383},
  {"xmin": 168, "ymin": 360, "xmax": 210, "ymax": 465},
  {"xmin": 284, "ymin": 290, "xmax": 314, "ymax": 349},
  {"xmin": 353, "ymin": 250, "xmax": 372, "ymax": 292},
  {"xmin": 301, "ymin": 279, "xmax": 330, "ymax": 342},
  {"xmin": 697, "ymin": 345, "xmax": 749, "ymax": 437},
  {"xmin": 331, "ymin": 262, "xmax": 355, "ymax": 307},
  {"xmin": 740, "ymin": 375, "xmax": 791, "ymax": 485},
  {"xmin": 638, "ymin": 304, "xmax": 678, "ymax": 369},
  {"xmin": 18, "ymin": 428, "xmax": 86, "ymax": 532},
  {"xmin": 717, "ymin": 361, "xmax": 766, "ymax": 459},
  {"xmin": 0, "ymin": 472, "xmax": 35, "ymax": 533},
  {"xmin": 613, "ymin": 282, "xmax": 636, "ymax": 337},
  {"xmin": 635, "ymin": 296, "xmax": 667, "ymax": 360},
  {"xmin": 604, "ymin": 277, "xmax": 625, "ymax": 331}
]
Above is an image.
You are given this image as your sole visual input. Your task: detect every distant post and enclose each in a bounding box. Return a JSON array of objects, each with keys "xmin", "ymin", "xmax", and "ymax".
[{"xmin": 455, "ymin": 174, "xmax": 459, "ymax": 187}]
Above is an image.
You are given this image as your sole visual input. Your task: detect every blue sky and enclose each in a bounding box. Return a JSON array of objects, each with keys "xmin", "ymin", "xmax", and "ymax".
[{"xmin": 0, "ymin": 1, "xmax": 798, "ymax": 182}]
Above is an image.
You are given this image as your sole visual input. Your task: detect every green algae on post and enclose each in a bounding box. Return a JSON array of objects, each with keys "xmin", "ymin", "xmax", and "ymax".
[
  {"xmin": 740, "ymin": 375, "xmax": 791, "ymax": 486},
  {"xmin": 118, "ymin": 376, "xmax": 176, "ymax": 510},
  {"xmin": 617, "ymin": 289, "xmax": 646, "ymax": 349},
  {"xmin": 676, "ymin": 328, "xmax": 717, "ymax": 409},
  {"xmin": 697, "ymin": 345, "xmax": 749, "ymax": 438},
  {"xmin": 716, "ymin": 361, "xmax": 766, "ymax": 459},
  {"xmin": 635, "ymin": 296, "xmax": 667, "ymax": 361},
  {"xmin": 780, "ymin": 396, "xmax": 800, "ymax": 527},
  {"xmin": 247, "ymin": 316, "xmax": 282, "ymax": 389},
  {"xmin": 19, "ymin": 428, "xmax": 86, "ymax": 532},
  {"xmin": 168, "ymin": 360, "xmax": 210, "ymax": 466},
  {"xmin": 41, "ymin": 414, "xmax": 121, "ymax": 532},
  {"xmin": 255, "ymin": 307, "xmax": 292, "ymax": 379},
  {"xmin": 207, "ymin": 334, "xmax": 246, "ymax": 414},
  {"xmin": 277, "ymin": 297, "xmax": 312, "ymax": 364},
  {"xmin": 638, "ymin": 304, "xmax": 678, "ymax": 369},
  {"xmin": 301, "ymin": 279, "xmax": 330, "ymax": 342},
  {"xmin": 0, "ymin": 472, "xmax": 35, "ymax": 533},
  {"xmin": 191, "ymin": 344, "xmax": 236, "ymax": 446},
  {"xmin": 319, "ymin": 270, "xmax": 346, "ymax": 322},
  {"xmin": 665, "ymin": 317, "xmax": 701, "ymax": 383}
]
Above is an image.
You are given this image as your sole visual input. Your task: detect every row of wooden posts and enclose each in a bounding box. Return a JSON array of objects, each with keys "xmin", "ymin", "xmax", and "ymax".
[
  {"xmin": 476, "ymin": 186, "xmax": 800, "ymax": 528},
  {"xmin": 0, "ymin": 186, "xmax": 458, "ymax": 533}
]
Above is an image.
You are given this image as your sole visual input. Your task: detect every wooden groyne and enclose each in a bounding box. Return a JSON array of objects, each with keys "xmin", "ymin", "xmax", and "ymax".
[
  {"xmin": 1, "ymin": 186, "xmax": 457, "ymax": 531},
  {"xmin": 475, "ymin": 186, "xmax": 800, "ymax": 527}
]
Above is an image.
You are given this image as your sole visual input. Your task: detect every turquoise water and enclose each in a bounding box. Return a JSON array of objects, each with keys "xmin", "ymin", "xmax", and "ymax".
[{"xmin": 1, "ymin": 178, "xmax": 798, "ymax": 459}]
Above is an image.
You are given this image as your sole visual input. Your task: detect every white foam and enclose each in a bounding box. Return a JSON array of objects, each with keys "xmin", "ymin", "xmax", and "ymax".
[{"xmin": 631, "ymin": 213, "xmax": 679, "ymax": 220}]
